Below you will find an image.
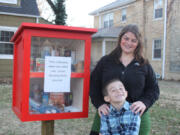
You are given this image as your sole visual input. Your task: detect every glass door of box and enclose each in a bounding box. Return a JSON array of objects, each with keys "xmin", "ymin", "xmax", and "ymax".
[{"xmin": 29, "ymin": 37, "xmax": 85, "ymax": 114}]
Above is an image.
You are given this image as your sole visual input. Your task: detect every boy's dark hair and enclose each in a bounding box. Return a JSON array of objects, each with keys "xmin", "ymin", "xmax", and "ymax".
[{"xmin": 102, "ymin": 78, "xmax": 121, "ymax": 97}]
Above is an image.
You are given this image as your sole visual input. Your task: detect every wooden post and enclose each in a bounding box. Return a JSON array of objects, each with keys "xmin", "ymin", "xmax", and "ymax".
[{"xmin": 41, "ymin": 120, "xmax": 54, "ymax": 135}]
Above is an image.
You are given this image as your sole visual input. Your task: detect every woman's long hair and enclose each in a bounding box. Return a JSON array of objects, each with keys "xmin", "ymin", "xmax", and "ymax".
[{"xmin": 109, "ymin": 24, "xmax": 148, "ymax": 65}]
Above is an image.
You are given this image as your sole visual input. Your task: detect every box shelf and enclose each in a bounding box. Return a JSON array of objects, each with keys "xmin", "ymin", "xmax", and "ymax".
[{"xmin": 30, "ymin": 72, "xmax": 85, "ymax": 78}]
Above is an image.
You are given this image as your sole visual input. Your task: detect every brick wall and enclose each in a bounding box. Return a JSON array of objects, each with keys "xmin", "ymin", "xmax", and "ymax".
[{"xmin": 165, "ymin": 0, "xmax": 180, "ymax": 80}]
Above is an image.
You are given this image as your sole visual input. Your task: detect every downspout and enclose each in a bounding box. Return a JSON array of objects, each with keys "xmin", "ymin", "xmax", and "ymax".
[
  {"xmin": 162, "ymin": 0, "xmax": 168, "ymax": 79},
  {"xmin": 36, "ymin": 17, "xmax": 39, "ymax": 23}
]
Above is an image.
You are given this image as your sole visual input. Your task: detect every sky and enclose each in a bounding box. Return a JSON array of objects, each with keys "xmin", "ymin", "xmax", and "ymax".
[
  {"xmin": 39, "ymin": 0, "xmax": 116, "ymax": 28},
  {"xmin": 65, "ymin": 0, "xmax": 116, "ymax": 28}
]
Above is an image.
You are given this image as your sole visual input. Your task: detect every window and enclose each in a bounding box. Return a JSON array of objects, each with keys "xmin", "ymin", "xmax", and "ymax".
[
  {"xmin": 121, "ymin": 8, "xmax": 126, "ymax": 22},
  {"xmin": 0, "ymin": 0, "xmax": 17, "ymax": 4},
  {"xmin": 103, "ymin": 13, "xmax": 113, "ymax": 28},
  {"xmin": 153, "ymin": 39, "xmax": 161, "ymax": 59},
  {"xmin": 0, "ymin": 26, "xmax": 17, "ymax": 59},
  {"xmin": 154, "ymin": 0, "xmax": 163, "ymax": 19}
]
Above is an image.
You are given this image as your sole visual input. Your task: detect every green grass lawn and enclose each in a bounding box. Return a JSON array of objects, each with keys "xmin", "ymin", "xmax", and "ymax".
[{"xmin": 0, "ymin": 80, "xmax": 180, "ymax": 135}]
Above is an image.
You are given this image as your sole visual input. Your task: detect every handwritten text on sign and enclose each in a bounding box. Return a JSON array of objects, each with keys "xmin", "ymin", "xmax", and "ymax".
[{"xmin": 44, "ymin": 56, "xmax": 71, "ymax": 92}]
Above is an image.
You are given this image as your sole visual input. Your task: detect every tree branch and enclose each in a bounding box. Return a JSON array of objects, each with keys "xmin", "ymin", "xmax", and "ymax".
[{"xmin": 46, "ymin": 0, "xmax": 57, "ymax": 13}]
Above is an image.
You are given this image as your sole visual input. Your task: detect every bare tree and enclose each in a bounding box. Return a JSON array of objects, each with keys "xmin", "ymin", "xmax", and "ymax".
[{"xmin": 46, "ymin": 0, "xmax": 67, "ymax": 25}]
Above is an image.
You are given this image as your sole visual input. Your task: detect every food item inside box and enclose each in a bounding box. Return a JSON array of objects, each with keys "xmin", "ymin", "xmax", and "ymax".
[
  {"xmin": 64, "ymin": 92, "xmax": 73, "ymax": 106},
  {"xmin": 49, "ymin": 92, "xmax": 65, "ymax": 111},
  {"xmin": 36, "ymin": 58, "xmax": 44, "ymax": 72},
  {"xmin": 42, "ymin": 92, "xmax": 49, "ymax": 105},
  {"xmin": 30, "ymin": 58, "xmax": 35, "ymax": 71},
  {"xmin": 30, "ymin": 84, "xmax": 42, "ymax": 103},
  {"xmin": 75, "ymin": 61, "xmax": 84, "ymax": 72}
]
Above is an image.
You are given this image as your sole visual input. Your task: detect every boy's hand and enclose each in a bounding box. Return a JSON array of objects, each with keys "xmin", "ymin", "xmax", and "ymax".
[
  {"xmin": 130, "ymin": 101, "xmax": 146, "ymax": 116},
  {"xmin": 98, "ymin": 104, "xmax": 109, "ymax": 117}
]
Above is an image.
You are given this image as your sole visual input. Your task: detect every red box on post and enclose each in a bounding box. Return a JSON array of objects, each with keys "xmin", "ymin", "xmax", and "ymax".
[{"xmin": 11, "ymin": 22, "xmax": 97, "ymax": 122}]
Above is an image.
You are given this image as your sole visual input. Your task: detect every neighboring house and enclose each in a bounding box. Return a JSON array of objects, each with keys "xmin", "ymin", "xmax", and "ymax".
[
  {"xmin": 90, "ymin": 0, "xmax": 180, "ymax": 80},
  {"xmin": 0, "ymin": 0, "xmax": 48, "ymax": 80}
]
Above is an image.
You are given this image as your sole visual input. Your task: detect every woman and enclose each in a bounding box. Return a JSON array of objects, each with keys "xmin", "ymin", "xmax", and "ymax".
[{"xmin": 89, "ymin": 24, "xmax": 160, "ymax": 135}]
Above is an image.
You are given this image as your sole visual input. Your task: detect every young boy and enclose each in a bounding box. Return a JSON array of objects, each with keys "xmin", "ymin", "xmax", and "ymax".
[{"xmin": 100, "ymin": 79, "xmax": 141, "ymax": 135}]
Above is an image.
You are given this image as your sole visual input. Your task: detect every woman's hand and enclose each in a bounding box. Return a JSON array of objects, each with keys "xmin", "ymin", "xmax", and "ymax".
[
  {"xmin": 98, "ymin": 104, "xmax": 110, "ymax": 117},
  {"xmin": 130, "ymin": 101, "xmax": 146, "ymax": 116}
]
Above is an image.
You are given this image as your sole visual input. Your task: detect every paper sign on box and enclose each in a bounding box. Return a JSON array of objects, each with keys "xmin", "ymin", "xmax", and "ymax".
[{"xmin": 44, "ymin": 56, "xmax": 71, "ymax": 92}]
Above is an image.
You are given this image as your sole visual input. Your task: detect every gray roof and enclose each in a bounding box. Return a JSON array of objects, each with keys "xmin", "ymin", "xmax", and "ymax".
[
  {"xmin": 0, "ymin": 0, "xmax": 39, "ymax": 16},
  {"xmin": 92, "ymin": 26, "xmax": 122, "ymax": 38},
  {"xmin": 89, "ymin": 0, "xmax": 136, "ymax": 15}
]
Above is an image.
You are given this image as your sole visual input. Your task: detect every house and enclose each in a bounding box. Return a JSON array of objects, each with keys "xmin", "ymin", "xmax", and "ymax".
[
  {"xmin": 89, "ymin": 0, "xmax": 180, "ymax": 80},
  {"xmin": 0, "ymin": 0, "xmax": 48, "ymax": 82}
]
